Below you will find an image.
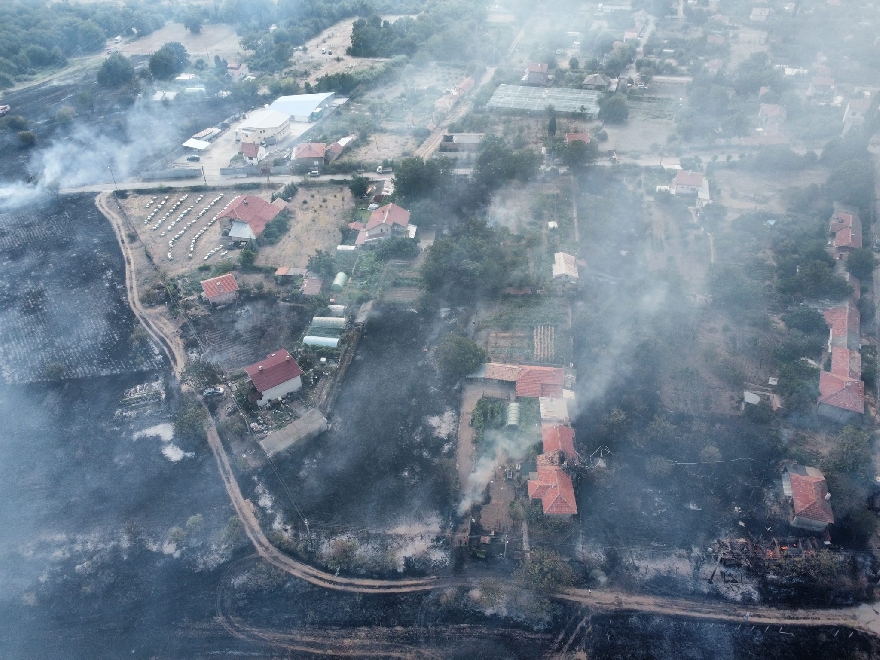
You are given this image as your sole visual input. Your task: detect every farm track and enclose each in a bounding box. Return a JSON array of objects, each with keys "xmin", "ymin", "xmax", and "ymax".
[{"xmin": 95, "ymin": 191, "xmax": 880, "ymax": 651}]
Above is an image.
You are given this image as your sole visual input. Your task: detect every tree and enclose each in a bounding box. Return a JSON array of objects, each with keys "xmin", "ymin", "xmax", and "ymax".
[
  {"xmin": 183, "ymin": 13, "xmax": 203, "ymax": 34},
  {"xmin": 547, "ymin": 104, "xmax": 557, "ymax": 138},
  {"xmin": 598, "ymin": 93, "xmax": 629, "ymax": 123},
  {"xmin": 182, "ymin": 359, "xmax": 221, "ymax": 389},
  {"xmin": 435, "ymin": 333, "xmax": 486, "ymax": 381},
  {"xmin": 348, "ymin": 174, "xmax": 370, "ymax": 198},
  {"xmin": 393, "ymin": 157, "xmax": 452, "ymax": 200},
  {"xmin": 782, "ymin": 307, "xmax": 826, "ymax": 335},
  {"xmin": 473, "ymin": 136, "xmax": 542, "ymax": 190},
  {"xmin": 97, "ymin": 52, "xmax": 135, "ymax": 87},
  {"xmin": 239, "ymin": 247, "xmax": 256, "ymax": 268},
  {"xmin": 561, "ymin": 139, "xmax": 598, "ymax": 170},
  {"xmin": 17, "ymin": 131, "xmax": 36, "ymax": 148},
  {"xmin": 846, "ymin": 248, "xmax": 876, "ymax": 281},
  {"xmin": 568, "ymin": 57, "xmax": 579, "ymax": 70},
  {"xmin": 149, "ymin": 42, "xmax": 189, "ymax": 79},
  {"xmin": 307, "ymin": 249, "xmax": 336, "ymax": 278},
  {"xmin": 173, "ymin": 397, "xmax": 207, "ymax": 444},
  {"xmin": 514, "ymin": 548, "xmax": 577, "ymax": 593},
  {"xmin": 825, "ymin": 159, "xmax": 874, "ymax": 210}
]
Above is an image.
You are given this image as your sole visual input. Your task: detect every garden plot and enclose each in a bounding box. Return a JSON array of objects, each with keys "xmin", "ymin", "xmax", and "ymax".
[{"xmin": 0, "ymin": 195, "xmax": 163, "ymax": 384}]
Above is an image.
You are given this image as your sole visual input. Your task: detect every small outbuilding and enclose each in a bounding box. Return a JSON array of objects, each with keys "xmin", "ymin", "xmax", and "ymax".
[
  {"xmin": 782, "ymin": 465, "xmax": 834, "ymax": 533},
  {"xmin": 200, "ymin": 273, "xmax": 239, "ymax": 305}
]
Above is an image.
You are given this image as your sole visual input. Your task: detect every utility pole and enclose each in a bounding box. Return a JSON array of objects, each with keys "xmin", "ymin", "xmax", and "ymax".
[{"xmin": 107, "ymin": 165, "xmax": 118, "ymax": 194}]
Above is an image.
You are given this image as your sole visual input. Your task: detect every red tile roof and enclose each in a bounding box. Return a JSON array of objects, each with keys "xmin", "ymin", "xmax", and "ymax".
[
  {"xmin": 516, "ymin": 366, "xmax": 564, "ymax": 398},
  {"xmin": 244, "ymin": 349, "xmax": 303, "ymax": 393},
  {"xmin": 789, "ymin": 468, "xmax": 835, "ymax": 525},
  {"xmin": 527, "ymin": 63, "xmax": 549, "ymax": 74},
  {"xmin": 823, "ymin": 303, "xmax": 860, "ymax": 350},
  {"xmin": 301, "ymin": 273, "xmax": 323, "ymax": 296},
  {"xmin": 200, "ymin": 273, "xmax": 238, "ymax": 299},
  {"xmin": 365, "ymin": 203, "xmax": 410, "ymax": 231},
  {"xmin": 484, "ymin": 363, "xmax": 519, "ymax": 381},
  {"xmin": 528, "ymin": 466, "xmax": 578, "ymax": 515},
  {"xmin": 294, "ymin": 142, "xmax": 326, "ymax": 159},
  {"xmin": 673, "ymin": 170, "xmax": 704, "ymax": 187},
  {"xmin": 241, "ymin": 142, "xmax": 260, "ymax": 158},
  {"xmin": 457, "ymin": 77, "xmax": 475, "ymax": 95},
  {"xmin": 818, "ymin": 371, "xmax": 864, "ymax": 413},
  {"xmin": 830, "ymin": 212, "xmax": 862, "ymax": 250},
  {"xmin": 830, "ymin": 347, "xmax": 860, "ymax": 379},
  {"xmin": 219, "ymin": 195, "xmax": 281, "ymax": 237},
  {"xmin": 565, "ymin": 132, "xmax": 591, "ymax": 144},
  {"xmin": 758, "ymin": 103, "xmax": 786, "ymax": 119},
  {"xmin": 541, "ymin": 424, "xmax": 577, "ymax": 462}
]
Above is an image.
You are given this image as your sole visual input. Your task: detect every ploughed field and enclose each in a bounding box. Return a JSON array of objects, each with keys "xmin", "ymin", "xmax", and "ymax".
[{"xmin": 0, "ymin": 193, "xmax": 162, "ymax": 383}]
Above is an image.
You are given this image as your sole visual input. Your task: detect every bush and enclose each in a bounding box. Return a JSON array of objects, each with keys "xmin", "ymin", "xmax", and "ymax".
[
  {"xmin": 97, "ymin": 53, "xmax": 135, "ymax": 88},
  {"xmin": 435, "ymin": 333, "xmax": 486, "ymax": 381},
  {"xmin": 17, "ymin": 131, "xmax": 36, "ymax": 148}
]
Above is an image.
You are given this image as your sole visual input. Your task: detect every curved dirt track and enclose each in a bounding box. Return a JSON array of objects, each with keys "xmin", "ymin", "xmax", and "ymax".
[
  {"xmin": 97, "ymin": 191, "xmax": 187, "ymax": 375},
  {"xmin": 95, "ymin": 190, "xmax": 880, "ymax": 643}
]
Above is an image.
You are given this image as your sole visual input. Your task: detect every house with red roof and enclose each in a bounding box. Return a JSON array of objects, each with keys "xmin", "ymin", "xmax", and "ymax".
[
  {"xmin": 240, "ymin": 141, "xmax": 266, "ymax": 165},
  {"xmin": 292, "ymin": 142, "xmax": 327, "ymax": 172},
  {"xmin": 541, "ymin": 424, "xmax": 578, "ymax": 463},
  {"xmin": 671, "ymin": 170, "xmax": 704, "ymax": 195},
  {"xmin": 528, "ymin": 464, "xmax": 578, "ymax": 515},
  {"xmin": 782, "ymin": 465, "xmax": 834, "ymax": 532},
  {"xmin": 829, "ymin": 211, "xmax": 862, "ymax": 254},
  {"xmin": 353, "ymin": 203, "xmax": 415, "ymax": 247},
  {"xmin": 808, "ymin": 76, "xmax": 835, "ymax": 100},
  {"xmin": 516, "ymin": 365, "xmax": 564, "ymax": 398},
  {"xmin": 200, "ymin": 273, "xmax": 239, "ymax": 305},
  {"xmin": 325, "ymin": 135, "xmax": 356, "ymax": 163},
  {"xmin": 244, "ymin": 349, "xmax": 303, "ymax": 407},
  {"xmin": 219, "ymin": 195, "xmax": 282, "ymax": 242},
  {"xmin": 818, "ymin": 301, "xmax": 863, "ymax": 422},
  {"xmin": 525, "ymin": 63, "xmax": 550, "ymax": 85},
  {"xmin": 565, "ymin": 132, "xmax": 591, "ymax": 145}
]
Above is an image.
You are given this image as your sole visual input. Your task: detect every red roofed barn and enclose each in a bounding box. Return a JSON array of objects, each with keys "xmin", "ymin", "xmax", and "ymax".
[
  {"xmin": 526, "ymin": 63, "xmax": 550, "ymax": 85},
  {"xmin": 200, "ymin": 273, "xmax": 239, "ymax": 305},
  {"xmin": 516, "ymin": 365, "xmax": 564, "ymax": 398},
  {"xmin": 782, "ymin": 465, "xmax": 834, "ymax": 532},
  {"xmin": 830, "ymin": 211, "xmax": 862, "ymax": 253},
  {"xmin": 244, "ymin": 349, "xmax": 303, "ymax": 407}
]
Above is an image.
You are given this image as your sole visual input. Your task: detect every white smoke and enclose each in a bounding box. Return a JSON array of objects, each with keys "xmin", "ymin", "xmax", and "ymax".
[
  {"xmin": 0, "ymin": 100, "xmax": 180, "ymax": 210},
  {"xmin": 459, "ymin": 428, "xmax": 537, "ymax": 514}
]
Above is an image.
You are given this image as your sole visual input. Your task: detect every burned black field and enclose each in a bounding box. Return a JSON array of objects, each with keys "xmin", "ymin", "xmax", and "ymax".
[
  {"xmin": 264, "ymin": 310, "xmax": 458, "ymax": 529},
  {"xmin": 0, "ymin": 193, "xmax": 163, "ymax": 383}
]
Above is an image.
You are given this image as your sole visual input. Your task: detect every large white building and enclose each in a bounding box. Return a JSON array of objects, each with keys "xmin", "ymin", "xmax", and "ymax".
[
  {"xmin": 237, "ymin": 109, "xmax": 291, "ymax": 144},
  {"xmin": 268, "ymin": 92, "xmax": 337, "ymax": 122}
]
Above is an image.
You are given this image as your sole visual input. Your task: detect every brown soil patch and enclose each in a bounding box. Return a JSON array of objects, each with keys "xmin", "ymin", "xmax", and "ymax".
[
  {"xmin": 712, "ymin": 166, "xmax": 828, "ymax": 215},
  {"xmin": 256, "ymin": 184, "xmax": 352, "ymax": 269},
  {"xmin": 118, "ymin": 23, "xmax": 244, "ymax": 63},
  {"xmin": 346, "ymin": 131, "xmax": 420, "ymax": 164}
]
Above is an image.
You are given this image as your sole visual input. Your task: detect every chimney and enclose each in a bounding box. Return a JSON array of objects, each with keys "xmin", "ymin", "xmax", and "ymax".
[
  {"xmin": 258, "ymin": 365, "xmax": 263, "ymax": 371},
  {"xmin": 286, "ymin": 355, "xmax": 291, "ymax": 360},
  {"xmin": 825, "ymin": 492, "xmax": 831, "ymax": 501}
]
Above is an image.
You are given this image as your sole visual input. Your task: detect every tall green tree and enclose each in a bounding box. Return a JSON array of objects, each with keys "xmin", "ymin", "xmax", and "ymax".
[
  {"xmin": 97, "ymin": 52, "xmax": 135, "ymax": 87},
  {"xmin": 149, "ymin": 42, "xmax": 189, "ymax": 79},
  {"xmin": 599, "ymin": 93, "xmax": 629, "ymax": 123},
  {"xmin": 435, "ymin": 333, "xmax": 486, "ymax": 381},
  {"xmin": 547, "ymin": 104, "xmax": 557, "ymax": 138}
]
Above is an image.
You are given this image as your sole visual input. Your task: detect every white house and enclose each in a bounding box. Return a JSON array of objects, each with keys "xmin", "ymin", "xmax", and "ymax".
[
  {"xmin": 244, "ymin": 349, "xmax": 303, "ymax": 407},
  {"xmin": 353, "ymin": 203, "xmax": 415, "ymax": 247},
  {"xmin": 552, "ymin": 252, "xmax": 579, "ymax": 282},
  {"xmin": 671, "ymin": 170, "xmax": 705, "ymax": 195},
  {"xmin": 240, "ymin": 142, "xmax": 267, "ymax": 165}
]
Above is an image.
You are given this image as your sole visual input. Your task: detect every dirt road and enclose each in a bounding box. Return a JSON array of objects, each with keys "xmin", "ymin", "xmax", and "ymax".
[
  {"xmin": 96, "ymin": 191, "xmax": 187, "ymax": 375},
  {"xmin": 95, "ymin": 192, "xmax": 880, "ymax": 638}
]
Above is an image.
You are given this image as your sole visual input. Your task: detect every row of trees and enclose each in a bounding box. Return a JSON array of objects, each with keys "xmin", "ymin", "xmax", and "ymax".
[{"xmin": 0, "ymin": 0, "xmax": 165, "ymax": 87}]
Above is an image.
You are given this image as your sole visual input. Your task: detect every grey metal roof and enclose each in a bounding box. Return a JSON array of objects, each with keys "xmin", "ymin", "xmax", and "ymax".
[
  {"xmin": 487, "ymin": 85, "xmax": 601, "ymax": 115},
  {"xmin": 268, "ymin": 92, "xmax": 335, "ymax": 119}
]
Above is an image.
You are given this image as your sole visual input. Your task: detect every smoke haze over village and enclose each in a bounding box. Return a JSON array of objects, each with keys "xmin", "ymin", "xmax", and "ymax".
[{"xmin": 1, "ymin": 0, "xmax": 880, "ymax": 657}]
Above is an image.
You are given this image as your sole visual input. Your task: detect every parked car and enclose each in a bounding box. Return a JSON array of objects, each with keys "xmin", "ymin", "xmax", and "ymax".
[
  {"xmin": 186, "ymin": 155, "xmax": 200, "ymax": 162},
  {"xmin": 203, "ymin": 387, "xmax": 224, "ymax": 396},
  {"xmin": 367, "ymin": 203, "xmax": 379, "ymax": 210},
  {"xmin": 309, "ymin": 170, "xmax": 320, "ymax": 177}
]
